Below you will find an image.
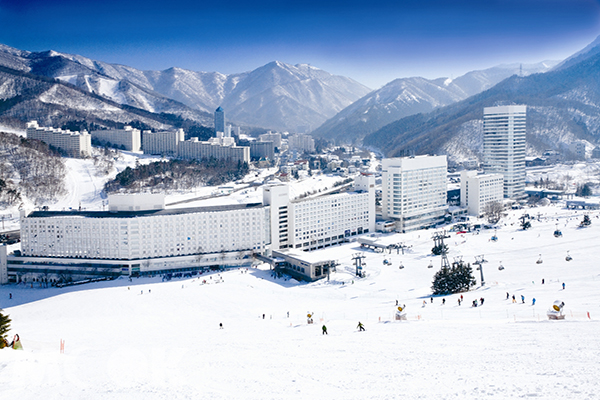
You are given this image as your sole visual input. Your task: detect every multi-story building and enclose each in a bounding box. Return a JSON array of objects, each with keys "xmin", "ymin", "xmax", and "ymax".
[
  {"xmin": 382, "ymin": 155, "xmax": 448, "ymax": 232},
  {"xmin": 483, "ymin": 105, "xmax": 527, "ymax": 199},
  {"xmin": 26, "ymin": 121, "xmax": 92, "ymax": 158},
  {"xmin": 264, "ymin": 174, "xmax": 375, "ymax": 251},
  {"xmin": 142, "ymin": 129, "xmax": 185, "ymax": 156},
  {"xmin": 259, "ymin": 132, "xmax": 282, "ymax": 148},
  {"xmin": 90, "ymin": 126, "xmax": 141, "ymax": 152},
  {"xmin": 214, "ymin": 106, "xmax": 225, "ymax": 134},
  {"xmin": 288, "ymin": 134, "xmax": 315, "ymax": 153},
  {"xmin": 250, "ymin": 141, "xmax": 275, "ymax": 161},
  {"xmin": 15, "ymin": 194, "xmax": 270, "ymax": 279},
  {"xmin": 568, "ymin": 141, "xmax": 586, "ymax": 160},
  {"xmin": 178, "ymin": 137, "xmax": 250, "ymax": 164},
  {"xmin": 460, "ymin": 170, "xmax": 504, "ymax": 216}
]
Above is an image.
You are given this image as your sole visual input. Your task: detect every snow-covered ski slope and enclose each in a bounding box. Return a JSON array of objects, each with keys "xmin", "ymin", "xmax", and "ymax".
[{"xmin": 1, "ymin": 204, "xmax": 599, "ymax": 399}]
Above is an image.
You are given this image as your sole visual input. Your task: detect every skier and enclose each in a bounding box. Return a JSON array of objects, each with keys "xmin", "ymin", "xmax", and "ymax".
[
  {"xmin": 512, "ymin": 295, "xmax": 516, "ymax": 303},
  {"xmin": 562, "ymin": 282, "xmax": 566, "ymax": 290},
  {"xmin": 219, "ymin": 323, "xmax": 223, "ymax": 329},
  {"xmin": 472, "ymin": 300, "xmax": 477, "ymax": 307},
  {"xmin": 460, "ymin": 294, "xmax": 463, "ymax": 302},
  {"xmin": 542, "ymin": 279, "xmax": 545, "ymax": 285},
  {"xmin": 430, "ymin": 297, "xmax": 433, "ymax": 303},
  {"xmin": 532, "ymin": 298, "xmax": 536, "ymax": 306},
  {"xmin": 521, "ymin": 295, "xmax": 525, "ymax": 304},
  {"xmin": 357, "ymin": 322, "xmax": 365, "ymax": 331},
  {"xmin": 442, "ymin": 298, "xmax": 445, "ymax": 305},
  {"xmin": 322, "ymin": 325, "xmax": 328, "ymax": 335},
  {"xmin": 480, "ymin": 297, "xmax": 484, "ymax": 305},
  {"xmin": 506, "ymin": 292, "xmax": 509, "ymax": 300},
  {"xmin": 458, "ymin": 298, "xmax": 461, "ymax": 306}
]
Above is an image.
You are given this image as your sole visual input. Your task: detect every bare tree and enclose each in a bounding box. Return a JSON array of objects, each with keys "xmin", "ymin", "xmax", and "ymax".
[{"xmin": 484, "ymin": 201, "xmax": 504, "ymax": 224}]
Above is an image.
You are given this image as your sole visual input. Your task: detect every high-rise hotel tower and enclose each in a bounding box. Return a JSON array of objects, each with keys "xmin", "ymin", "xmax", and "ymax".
[{"xmin": 483, "ymin": 105, "xmax": 527, "ymax": 200}]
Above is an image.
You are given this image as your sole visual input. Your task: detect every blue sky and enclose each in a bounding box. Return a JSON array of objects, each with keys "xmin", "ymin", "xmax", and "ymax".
[{"xmin": 0, "ymin": 0, "xmax": 599, "ymax": 88}]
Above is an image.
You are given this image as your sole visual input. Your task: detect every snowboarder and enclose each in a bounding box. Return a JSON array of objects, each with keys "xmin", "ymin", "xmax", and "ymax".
[
  {"xmin": 357, "ymin": 322, "xmax": 365, "ymax": 331},
  {"xmin": 322, "ymin": 325, "xmax": 328, "ymax": 335},
  {"xmin": 521, "ymin": 295, "xmax": 525, "ymax": 304}
]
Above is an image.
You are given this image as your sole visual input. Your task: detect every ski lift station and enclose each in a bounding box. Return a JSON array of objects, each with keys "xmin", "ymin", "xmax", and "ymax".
[{"xmin": 270, "ymin": 249, "xmax": 337, "ymax": 282}]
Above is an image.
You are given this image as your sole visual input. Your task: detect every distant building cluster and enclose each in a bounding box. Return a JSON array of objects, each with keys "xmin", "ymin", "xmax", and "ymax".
[
  {"xmin": 288, "ymin": 133, "xmax": 315, "ymax": 153},
  {"xmin": 26, "ymin": 121, "xmax": 92, "ymax": 158}
]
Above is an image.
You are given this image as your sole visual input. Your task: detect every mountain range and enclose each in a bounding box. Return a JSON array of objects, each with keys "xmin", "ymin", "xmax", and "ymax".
[
  {"xmin": 362, "ymin": 37, "xmax": 600, "ymax": 161},
  {"xmin": 0, "ymin": 45, "xmax": 370, "ymax": 132}
]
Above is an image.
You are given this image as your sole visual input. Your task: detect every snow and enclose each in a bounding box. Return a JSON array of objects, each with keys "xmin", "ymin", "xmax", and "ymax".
[
  {"xmin": 1, "ymin": 204, "xmax": 600, "ymax": 399},
  {"xmin": 1, "ymin": 155, "xmax": 600, "ymax": 399}
]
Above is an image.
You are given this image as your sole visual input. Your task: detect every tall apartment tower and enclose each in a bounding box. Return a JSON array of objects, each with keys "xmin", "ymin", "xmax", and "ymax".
[
  {"xmin": 214, "ymin": 107, "xmax": 225, "ymax": 134},
  {"xmin": 382, "ymin": 155, "xmax": 448, "ymax": 232},
  {"xmin": 483, "ymin": 105, "xmax": 527, "ymax": 200}
]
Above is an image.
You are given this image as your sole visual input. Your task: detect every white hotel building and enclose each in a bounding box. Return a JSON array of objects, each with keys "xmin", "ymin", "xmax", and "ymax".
[
  {"xmin": 26, "ymin": 121, "xmax": 92, "ymax": 158},
  {"xmin": 4, "ymin": 176, "xmax": 374, "ymax": 283},
  {"xmin": 382, "ymin": 155, "xmax": 448, "ymax": 232},
  {"xmin": 483, "ymin": 105, "xmax": 527, "ymax": 199},
  {"xmin": 90, "ymin": 126, "xmax": 141, "ymax": 152},
  {"xmin": 142, "ymin": 129, "xmax": 185, "ymax": 156},
  {"xmin": 460, "ymin": 170, "xmax": 504, "ymax": 216},
  {"xmin": 264, "ymin": 174, "xmax": 375, "ymax": 251}
]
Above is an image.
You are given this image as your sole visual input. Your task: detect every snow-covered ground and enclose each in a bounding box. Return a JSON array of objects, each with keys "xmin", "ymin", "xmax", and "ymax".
[{"xmin": 1, "ymin": 205, "xmax": 599, "ymax": 399}]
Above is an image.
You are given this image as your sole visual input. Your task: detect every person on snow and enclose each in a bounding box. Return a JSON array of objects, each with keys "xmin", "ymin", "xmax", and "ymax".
[
  {"xmin": 521, "ymin": 295, "xmax": 525, "ymax": 304},
  {"xmin": 506, "ymin": 292, "xmax": 510, "ymax": 300},
  {"xmin": 472, "ymin": 300, "xmax": 478, "ymax": 307},
  {"xmin": 442, "ymin": 298, "xmax": 445, "ymax": 305},
  {"xmin": 357, "ymin": 322, "xmax": 365, "ymax": 332},
  {"xmin": 430, "ymin": 297, "xmax": 433, "ymax": 303},
  {"xmin": 480, "ymin": 297, "xmax": 484, "ymax": 305},
  {"xmin": 322, "ymin": 325, "xmax": 328, "ymax": 335},
  {"xmin": 512, "ymin": 295, "xmax": 516, "ymax": 303},
  {"xmin": 532, "ymin": 298, "xmax": 536, "ymax": 306},
  {"xmin": 562, "ymin": 282, "xmax": 566, "ymax": 290},
  {"xmin": 458, "ymin": 298, "xmax": 461, "ymax": 306}
]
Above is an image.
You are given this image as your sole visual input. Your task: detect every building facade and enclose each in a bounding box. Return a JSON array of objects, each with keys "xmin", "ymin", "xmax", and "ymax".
[
  {"xmin": 259, "ymin": 132, "xmax": 282, "ymax": 148},
  {"xmin": 382, "ymin": 155, "xmax": 448, "ymax": 232},
  {"xmin": 26, "ymin": 121, "xmax": 92, "ymax": 158},
  {"xmin": 142, "ymin": 129, "xmax": 185, "ymax": 156},
  {"xmin": 214, "ymin": 107, "xmax": 225, "ymax": 134},
  {"xmin": 90, "ymin": 126, "xmax": 141, "ymax": 152},
  {"xmin": 568, "ymin": 141, "xmax": 586, "ymax": 160},
  {"xmin": 288, "ymin": 134, "xmax": 315, "ymax": 153},
  {"xmin": 178, "ymin": 138, "xmax": 250, "ymax": 164},
  {"xmin": 264, "ymin": 174, "xmax": 375, "ymax": 251},
  {"xmin": 250, "ymin": 141, "xmax": 275, "ymax": 161},
  {"xmin": 460, "ymin": 170, "xmax": 504, "ymax": 216},
  {"xmin": 483, "ymin": 105, "xmax": 527, "ymax": 200}
]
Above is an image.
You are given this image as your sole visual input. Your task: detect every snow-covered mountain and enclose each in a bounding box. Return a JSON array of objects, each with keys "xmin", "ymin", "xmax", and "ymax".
[
  {"xmin": 0, "ymin": 44, "xmax": 371, "ymax": 131},
  {"xmin": 312, "ymin": 62, "xmax": 558, "ymax": 144},
  {"xmin": 363, "ymin": 36, "xmax": 600, "ymax": 162}
]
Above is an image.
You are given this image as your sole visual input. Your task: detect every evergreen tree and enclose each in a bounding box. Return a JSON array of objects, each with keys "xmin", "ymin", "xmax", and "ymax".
[
  {"xmin": 431, "ymin": 261, "xmax": 476, "ymax": 295},
  {"xmin": 0, "ymin": 309, "xmax": 11, "ymax": 347}
]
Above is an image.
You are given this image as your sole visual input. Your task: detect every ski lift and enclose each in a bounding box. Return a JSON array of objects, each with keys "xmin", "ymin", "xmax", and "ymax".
[
  {"xmin": 398, "ymin": 261, "xmax": 404, "ymax": 269},
  {"xmin": 536, "ymin": 254, "xmax": 543, "ymax": 264},
  {"xmin": 565, "ymin": 251, "xmax": 572, "ymax": 262},
  {"xmin": 427, "ymin": 260, "xmax": 433, "ymax": 268},
  {"xmin": 579, "ymin": 215, "xmax": 591, "ymax": 228},
  {"xmin": 490, "ymin": 229, "xmax": 498, "ymax": 242},
  {"xmin": 498, "ymin": 261, "xmax": 504, "ymax": 271}
]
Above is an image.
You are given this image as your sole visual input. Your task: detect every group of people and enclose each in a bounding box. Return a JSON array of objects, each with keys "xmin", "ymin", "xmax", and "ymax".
[{"xmin": 320, "ymin": 322, "xmax": 365, "ymax": 335}]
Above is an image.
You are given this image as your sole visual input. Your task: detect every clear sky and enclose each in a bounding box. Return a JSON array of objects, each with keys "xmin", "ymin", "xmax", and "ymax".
[{"xmin": 1, "ymin": 0, "xmax": 599, "ymax": 89}]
